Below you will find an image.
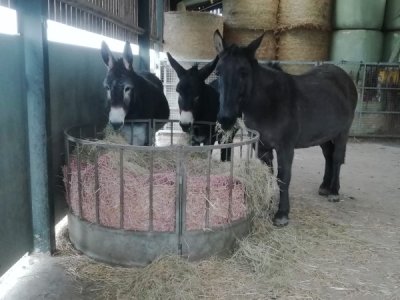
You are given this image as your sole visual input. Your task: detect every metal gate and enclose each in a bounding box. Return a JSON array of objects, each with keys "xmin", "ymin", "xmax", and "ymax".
[{"xmin": 160, "ymin": 59, "xmax": 400, "ymax": 138}]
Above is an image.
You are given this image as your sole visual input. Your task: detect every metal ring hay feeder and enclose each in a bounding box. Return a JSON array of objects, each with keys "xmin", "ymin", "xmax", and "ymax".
[{"xmin": 64, "ymin": 120, "xmax": 261, "ymax": 266}]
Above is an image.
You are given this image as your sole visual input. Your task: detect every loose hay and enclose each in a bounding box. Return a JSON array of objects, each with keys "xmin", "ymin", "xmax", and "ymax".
[
  {"xmin": 223, "ymin": 0, "xmax": 279, "ymax": 30},
  {"xmin": 64, "ymin": 128, "xmax": 276, "ymax": 231},
  {"xmin": 277, "ymin": 28, "xmax": 331, "ymax": 61},
  {"xmin": 57, "ymin": 203, "xmax": 374, "ymax": 300},
  {"xmin": 163, "ymin": 12, "xmax": 223, "ymax": 60},
  {"xmin": 277, "ymin": 0, "xmax": 333, "ymax": 31},
  {"xmin": 223, "ymin": 27, "xmax": 277, "ymax": 60}
]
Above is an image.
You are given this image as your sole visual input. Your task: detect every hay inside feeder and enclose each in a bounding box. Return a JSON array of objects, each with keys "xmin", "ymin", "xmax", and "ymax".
[
  {"xmin": 277, "ymin": 0, "xmax": 333, "ymax": 31},
  {"xmin": 223, "ymin": 27, "xmax": 277, "ymax": 60},
  {"xmin": 163, "ymin": 11, "xmax": 223, "ymax": 60},
  {"xmin": 64, "ymin": 128, "xmax": 277, "ymax": 232},
  {"xmin": 223, "ymin": 0, "xmax": 279, "ymax": 31}
]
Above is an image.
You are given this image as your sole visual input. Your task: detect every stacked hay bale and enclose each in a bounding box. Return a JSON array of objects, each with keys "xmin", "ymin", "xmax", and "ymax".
[
  {"xmin": 222, "ymin": 0, "xmax": 279, "ymax": 60},
  {"xmin": 331, "ymin": 0, "xmax": 386, "ymax": 62},
  {"xmin": 331, "ymin": 0, "xmax": 388, "ymax": 135},
  {"xmin": 163, "ymin": 11, "xmax": 223, "ymax": 60},
  {"xmin": 276, "ymin": 0, "xmax": 333, "ymax": 74},
  {"xmin": 383, "ymin": 0, "xmax": 400, "ymax": 62}
]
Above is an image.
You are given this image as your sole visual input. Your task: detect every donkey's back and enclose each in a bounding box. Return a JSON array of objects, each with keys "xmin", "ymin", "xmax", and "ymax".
[{"xmin": 291, "ymin": 64, "xmax": 357, "ymax": 147}]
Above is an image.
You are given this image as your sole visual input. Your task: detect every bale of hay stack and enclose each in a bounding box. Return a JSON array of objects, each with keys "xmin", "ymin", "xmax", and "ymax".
[
  {"xmin": 277, "ymin": 29, "xmax": 330, "ymax": 61},
  {"xmin": 223, "ymin": 0, "xmax": 279, "ymax": 30},
  {"xmin": 223, "ymin": 26, "xmax": 276, "ymax": 60},
  {"xmin": 163, "ymin": 12, "xmax": 223, "ymax": 60},
  {"xmin": 278, "ymin": 0, "xmax": 333, "ymax": 31}
]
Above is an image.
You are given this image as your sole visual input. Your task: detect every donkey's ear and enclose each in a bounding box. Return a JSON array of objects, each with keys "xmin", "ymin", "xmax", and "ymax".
[
  {"xmin": 101, "ymin": 41, "xmax": 115, "ymax": 69},
  {"xmin": 167, "ymin": 52, "xmax": 186, "ymax": 78},
  {"xmin": 122, "ymin": 41, "xmax": 133, "ymax": 70},
  {"xmin": 199, "ymin": 55, "xmax": 219, "ymax": 81},
  {"xmin": 213, "ymin": 29, "xmax": 225, "ymax": 55},
  {"xmin": 246, "ymin": 32, "xmax": 264, "ymax": 58}
]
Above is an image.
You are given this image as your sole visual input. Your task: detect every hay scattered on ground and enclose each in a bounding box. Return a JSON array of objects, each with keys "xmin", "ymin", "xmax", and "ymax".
[{"xmin": 57, "ymin": 200, "xmax": 376, "ymax": 300}]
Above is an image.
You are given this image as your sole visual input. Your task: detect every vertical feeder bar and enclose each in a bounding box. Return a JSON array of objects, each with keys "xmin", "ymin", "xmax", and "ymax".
[
  {"xmin": 175, "ymin": 146, "xmax": 184, "ymax": 255},
  {"xmin": 205, "ymin": 149, "xmax": 211, "ymax": 228},
  {"xmin": 64, "ymin": 137, "xmax": 71, "ymax": 208},
  {"xmin": 94, "ymin": 147, "xmax": 100, "ymax": 224},
  {"xmin": 130, "ymin": 122, "xmax": 134, "ymax": 145},
  {"xmin": 77, "ymin": 144, "xmax": 83, "ymax": 218},
  {"xmin": 209, "ymin": 123, "xmax": 212, "ymax": 145},
  {"xmin": 170, "ymin": 120, "xmax": 173, "ymax": 145},
  {"xmin": 254, "ymin": 137, "xmax": 259, "ymax": 159},
  {"xmin": 149, "ymin": 148, "xmax": 154, "ymax": 231},
  {"xmin": 228, "ymin": 146, "xmax": 234, "ymax": 222},
  {"xmin": 119, "ymin": 148, "xmax": 124, "ymax": 229},
  {"xmin": 240, "ymin": 128, "xmax": 244, "ymax": 158}
]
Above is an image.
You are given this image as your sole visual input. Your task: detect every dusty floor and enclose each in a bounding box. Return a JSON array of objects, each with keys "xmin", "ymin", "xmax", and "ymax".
[{"xmin": 1, "ymin": 140, "xmax": 399, "ymax": 300}]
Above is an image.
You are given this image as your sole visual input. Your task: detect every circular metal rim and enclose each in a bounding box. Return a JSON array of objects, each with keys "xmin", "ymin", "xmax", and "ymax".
[{"xmin": 64, "ymin": 119, "xmax": 260, "ymax": 151}]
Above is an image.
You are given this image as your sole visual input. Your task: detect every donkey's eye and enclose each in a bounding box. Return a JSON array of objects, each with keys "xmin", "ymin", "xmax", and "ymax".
[{"xmin": 124, "ymin": 86, "xmax": 132, "ymax": 93}]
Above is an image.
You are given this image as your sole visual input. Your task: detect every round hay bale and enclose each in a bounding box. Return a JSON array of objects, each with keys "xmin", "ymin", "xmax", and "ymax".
[
  {"xmin": 334, "ymin": 0, "xmax": 386, "ymax": 30},
  {"xmin": 330, "ymin": 30, "xmax": 383, "ymax": 62},
  {"xmin": 384, "ymin": 0, "xmax": 400, "ymax": 30},
  {"xmin": 163, "ymin": 12, "xmax": 223, "ymax": 60},
  {"xmin": 277, "ymin": 29, "xmax": 330, "ymax": 61},
  {"xmin": 223, "ymin": 26, "xmax": 277, "ymax": 60},
  {"xmin": 223, "ymin": 0, "xmax": 279, "ymax": 30},
  {"xmin": 278, "ymin": 0, "xmax": 333, "ymax": 31}
]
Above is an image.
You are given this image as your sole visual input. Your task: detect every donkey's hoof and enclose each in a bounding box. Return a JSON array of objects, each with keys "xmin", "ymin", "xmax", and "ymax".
[
  {"xmin": 273, "ymin": 213, "xmax": 289, "ymax": 227},
  {"xmin": 318, "ymin": 187, "xmax": 330, "ymax": 196},
  {"xmin": 328, "ymin": 194, "xmax": 340, "ymax": 202}
]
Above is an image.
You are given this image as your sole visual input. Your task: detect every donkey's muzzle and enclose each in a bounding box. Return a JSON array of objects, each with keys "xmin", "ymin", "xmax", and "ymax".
[
  {"xmin": 111, "ymin": 122, "xmax": 123, "ymax": 131},
  {"xmin": 180, "ymin": 122, "xmax": 191, "ymax": 133},
  {"xmin": 218, "ymin": 116, "xmax": 236, "ymax": 131}
]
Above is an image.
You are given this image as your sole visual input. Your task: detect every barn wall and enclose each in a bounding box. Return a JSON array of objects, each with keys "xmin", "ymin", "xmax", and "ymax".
[{"xmin": 0, "ymin": 35, "xmax": 32, "ymax": 276}]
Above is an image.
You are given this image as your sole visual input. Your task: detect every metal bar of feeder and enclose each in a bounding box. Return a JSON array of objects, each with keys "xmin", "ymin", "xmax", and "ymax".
[
  {"xmin": 170, "ymin": 120, "xmax": 173, "ymax": 145},
  {"xmin": 77, "ymin": 144, "xmax": 83, "ymax": 218},
  {"xmin": 255, "ymin": 139, "xmax": 259, "ymax": 158},
  {"xmin": 119, "ymin": 148, "xmax": 124, "ymax": 229},
  {"xmin": 64, "ymin": 137, "xmax": 71, "ymax": 209},
  {"xmin": 130, "ymin": 122, "xmax": 134, "ymax": 145},
  {"xmin": 240, "ymin": 128, "xmax": 243, "ymax": 158},
  {"xmin": 94, "ymin": 147, "xmax": 100, "ymax": 224},
  {"xmin": 148, "ymin": 120, "xmax": 152, "ymax": 146},
  {"xmin": 152, "ymin": 119, "xmax": 156, "ymax": 145},
  {"xmin": 149, "ymin": 149, "xmax": 154, "ymax": 231},
  {"xmin": 209, "ymin": 123, "xmax": 212, "ymax": 145},
  {"xmin": 228, "ymin": 147, "xmax": 234, "ymax": 222},
  {"xmin": 205, "ymin": 149, "xmax": 211, "ymax": 228}
]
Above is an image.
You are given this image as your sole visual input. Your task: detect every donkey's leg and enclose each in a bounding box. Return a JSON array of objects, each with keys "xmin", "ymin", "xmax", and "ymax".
[
  {"xmin": 319, "ymin": 141, "xmax": 334, "ymax": 196},
  {"xmin": 257, "ymin": 145, "xmax": 274, "ymax": 173},
  {"xmin": 328, "ymin": 134, "xmax": 348, "ymax": 202},
  {"xmin": 274, "ymin": 147, "xmax": 294, "ymax": 227}
]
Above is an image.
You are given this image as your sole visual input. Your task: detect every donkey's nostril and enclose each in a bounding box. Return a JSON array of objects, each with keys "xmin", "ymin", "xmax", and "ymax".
[{"xmin": 111, "ymin": 122, "xmax": 123, "ymax": 131}]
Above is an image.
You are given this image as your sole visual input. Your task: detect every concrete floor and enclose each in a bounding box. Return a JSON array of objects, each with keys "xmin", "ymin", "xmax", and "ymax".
[{"xmin": 1, "ymin": 140, "xmax": 399, "ymax": 300}]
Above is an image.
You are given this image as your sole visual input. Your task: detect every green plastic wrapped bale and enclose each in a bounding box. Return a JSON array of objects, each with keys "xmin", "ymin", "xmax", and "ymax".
[
  {"xmin": 330, "ymin": 30, "xmax": 383, "ymax": 62},
  {"xmin": 383, "ymin": 32, "xmax": 400, "ymax": 62},
  {"xmin": 384, "ymin": 0, "xmax": 400, "ymax": 30},
  {"xmin": 334, "ymin": 0, "xmax": 386, "ymax": 30}
]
